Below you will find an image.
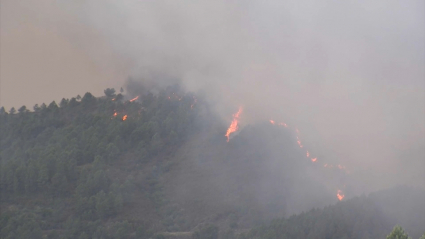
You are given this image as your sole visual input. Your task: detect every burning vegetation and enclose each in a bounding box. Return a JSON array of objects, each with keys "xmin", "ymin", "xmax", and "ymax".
[
  {"xmin": 225, "ymin": 107, "xmax": 243, "ymax": 142},
  {"xmin": 2, "ymin": 84, "xmax": 424, "ymax": 238}
]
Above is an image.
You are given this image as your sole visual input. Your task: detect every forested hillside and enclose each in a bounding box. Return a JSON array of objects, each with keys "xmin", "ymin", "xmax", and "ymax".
[
  {"xmin": 0, "ymin": 84, "xmax": 202, "ymax": 238},
  {"xmin": 0, "ymin": 84, "xmax": 424, "ymax": 239}
]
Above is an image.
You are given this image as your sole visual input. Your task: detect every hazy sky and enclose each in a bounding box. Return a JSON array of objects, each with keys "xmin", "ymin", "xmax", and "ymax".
[{"xmin": 1, "ymin": 0, "xmax": 424, "ymax": 190}]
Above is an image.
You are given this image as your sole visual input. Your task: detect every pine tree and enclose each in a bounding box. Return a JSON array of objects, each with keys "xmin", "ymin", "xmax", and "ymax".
[{"xmin": 386, "ymin": 226, "xmax": 411, "ymax": 239}]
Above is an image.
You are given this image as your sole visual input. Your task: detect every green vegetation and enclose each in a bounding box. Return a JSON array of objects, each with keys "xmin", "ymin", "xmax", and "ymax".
[
  {"xmin": 386, "ymin": 226, "xmax": 411, "ymax": 239},
  {"xmin": 1, "ymin": 84, "xmax": 424, "ymax": 238},
  {"xmin": 1, "ymin": 85, "xmax": 199, "ymax": 238}
]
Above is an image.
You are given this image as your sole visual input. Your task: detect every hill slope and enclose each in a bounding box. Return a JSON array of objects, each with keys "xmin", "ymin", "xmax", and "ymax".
[{"xmin": 1, "ymin": 85, "xmax": 424, "ymax": 239}]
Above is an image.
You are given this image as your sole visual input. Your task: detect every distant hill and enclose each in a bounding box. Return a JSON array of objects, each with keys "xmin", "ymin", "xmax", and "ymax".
[
  {"xmin": 239, "ymin": 185, "xmax": 425, "ymax": 239},
  {"xmin": 1, "ymin": 84, "xmax": 423, "ymax": 239}
]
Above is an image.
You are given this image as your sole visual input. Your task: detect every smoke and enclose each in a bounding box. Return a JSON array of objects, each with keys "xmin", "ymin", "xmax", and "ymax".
[{"xmin": 3, "ymin": 0, "xmax": 424, "ymax": 192}]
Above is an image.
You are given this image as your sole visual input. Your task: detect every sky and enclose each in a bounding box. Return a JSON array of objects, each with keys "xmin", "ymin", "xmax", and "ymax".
[{"xmin": 1, "ymin": 0, "xmax": 424, "ymax": 191}]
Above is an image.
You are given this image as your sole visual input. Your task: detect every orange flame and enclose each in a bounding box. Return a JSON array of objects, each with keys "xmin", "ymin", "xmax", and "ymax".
[
  {"xmin": 129, "ymin": 96, "xmax": 139, "ymax": 102},
  {"xmin": 270, "ymin": 120, "xmax": 288, "ymax": 127},
  {"xmin": 296, "ymin": 137, "xmax": 303, "ymax": 148},
  {"xmin": 306, "ymin": 151, "xmax": 310, "ymax": 157},
  {"xmin": 113, "ymin": 112, "xmax": 117, "ymax": 117},
  {"xmin": 122, "ymin": 115, "xmax": 128, "ymax": 121},
  {"xmin": 311, "ymin": 157, "xmax": 317, "ymax": 162},
  {"xmin": 225, "ymin": 107, "xmax": 243, "ymax": 142},
  {"xmin": 337, "ymin": 190, "xmax": 345, "ymax": 201},
  {"xmin": 278, "ymin": 122, "xmax": 288, "ymax": 127}
]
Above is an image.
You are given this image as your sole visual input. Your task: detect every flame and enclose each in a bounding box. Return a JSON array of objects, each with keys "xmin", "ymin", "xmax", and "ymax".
[
  {"xmin": 270, "ymin": 120, "xmax": 288, "ymax": 127},
  {"xmin": 266, "ymin": 118, "xmax": 350, "ymax": 199},
  {"xmin": 122, "ymin": 115, "xmax": 128, "ymax": 121},
  {"xmin": 225, "ymin": 107, "xmax": 243, "ymax": 142},
  {"xmin": 278, "ymin": 122, "xmax": 288, "ymax": 127},
  {"xmin": 113, "ymin": 112, "xmax": 118, "ymax": 117},
  {"xmin": 337, "ymin": 190, "xmax": 345, "ymax": 201},
  {"xmin": 129, "ymin": 96, "xmax": 139, "ymax": 102},
  {"xmin": 296, "ymin": 137, "xmax": 303, "ymax": 148}
]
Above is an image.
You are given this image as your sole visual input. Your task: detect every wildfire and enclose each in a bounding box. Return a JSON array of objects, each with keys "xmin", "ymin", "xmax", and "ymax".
[
  {"xmin": 337, "ymin": 190, "xmax": 345, "ymax": 201},
  {"xmin": 113, "ymin": 112, "xmax": 117, "ymax": 117},
  {"xmin": 296, "ymin": 137, "xmax": 303, "ymax": 148},
  {"xmin": 167, "ymin": 93, "xmax": 182, "ymax": 101},
  {"xmin": 233, "ymin": 112, "xmax": 351, "ymax": 200},
  {"xmin": 122, "ymin": 115, "xmax": 128, "ymax": 121},
  {"xmin": 279, "ymin": 122, "xmax": 288, "ymax": 127},
  {"xmin": 129, "ymin": 96, "xmax": 139, "ymax": 102},
  {"xmin": 269, "ymin": 120, "xmax": 288, "ymax": 127},
  {"xmin": 225, "ymin": 107, "xmax": 243, "ymax": 142}
]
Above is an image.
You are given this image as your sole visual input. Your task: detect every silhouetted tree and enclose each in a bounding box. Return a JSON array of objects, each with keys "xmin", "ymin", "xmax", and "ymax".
[
  {"xmin": 33, "ymin": 104, "xmax": 40, "ymax": 112},
  {"xmin": 18, "ymin": 105, "xmax": 28, "ymax": 113},
  {"xmin": 60, "ymin": 98, "xmax": 69, "ymax": 107},
  {"xmin": 0, "ymin": 106, "xmax": 7, "ymax": 115},
  {"xmin": 115, "ymin": 93, "xmax": 124, "ymax": 101},
  {"xmin": 104, "ymin": 88, "xmax": 116, "ymax": 98}
]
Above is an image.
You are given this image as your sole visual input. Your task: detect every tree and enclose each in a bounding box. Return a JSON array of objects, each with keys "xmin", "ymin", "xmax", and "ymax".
[
  {"xmin": 9, "ymin": 107, "xmax": 16, "ymax": 114},
  {"xmin": 33, "ymin": 104, "xmax": 40, "ymax": 112},
  {"xmin": 104, "ymin": 88, "xmax": 116, "ymax": 98},
  {"xmin": 120, "ymin": 87, "xmax": 124, "ymax": 93},
  {"xmin": 48, "ymin": 101, "xmax": 59, "ymax": 111},
  {"xmin": 18, "ymin": 105, "xmax": 28, "ymax": 114},
  {"xmin": 82, "ymin": 92, "xmax": 96, "ymax": 106},
  {"xmin": 420, "ymin": 233, "xmax": 425, "ymax": 239},
  {"xmin": 0, "ymin": 106, "xmax": 7, "ymax": 115},
  {"xmin": 386, "ymin": 226, "xmax": 411, "ymax": 239},
  {"xmin": 69, "ymin": 97, "xmax": 79, "ymax": 107},
  {"xmin": 60, "ymin": 98, "xmax": 69, "ymax": 108},
  {"xmin": 115, "ymin": 93, "xmax": 124, "ymax": 101}
]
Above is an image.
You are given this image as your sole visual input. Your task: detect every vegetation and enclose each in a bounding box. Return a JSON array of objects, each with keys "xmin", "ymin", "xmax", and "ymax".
[
  {"xmin": 1, "ymin": 84, "xmax": 424, "ymax": 238},
  {"xmin": 386, "ymin": 226, "xmax": 411, "ymax": 239},
  {"xmin": 1, "ymin": 84, "xmax": 199, "ymax": 238}
]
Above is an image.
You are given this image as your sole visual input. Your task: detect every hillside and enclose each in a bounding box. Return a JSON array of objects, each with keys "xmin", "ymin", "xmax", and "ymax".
[
  {"xmin": 239, "ymin": 186, "xmax": 425, "ymax": 239},
  {"xmin": 0, "ymin": 84, "xmax": 424, "ymax": 239}
]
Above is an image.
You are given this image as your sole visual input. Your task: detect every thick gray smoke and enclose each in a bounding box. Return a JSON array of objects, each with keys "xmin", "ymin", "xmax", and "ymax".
[{"xmin": 2, "ymin": 0, "xmax": 424, "ymax": 193}]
